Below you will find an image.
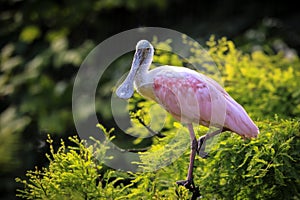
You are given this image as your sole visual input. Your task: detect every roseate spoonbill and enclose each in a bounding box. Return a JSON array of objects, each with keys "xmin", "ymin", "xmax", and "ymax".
[{"xmin": 116, "ymin": 40, "xmax": 259, "ymax": 192}]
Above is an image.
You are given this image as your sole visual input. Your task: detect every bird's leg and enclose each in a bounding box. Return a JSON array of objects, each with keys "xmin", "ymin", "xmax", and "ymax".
[
  {"xmin": 176, "ymin": 124, "xmax": 199, "ymax": 193},
  {"xmin": 197, "ymin": 128, "xmax": 226, "ymax": 158}
]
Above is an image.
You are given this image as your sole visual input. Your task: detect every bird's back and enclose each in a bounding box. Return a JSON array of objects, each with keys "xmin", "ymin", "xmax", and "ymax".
[{"xmin": 149, "ymin": 66, "xmax": 259, "ymax": 138}]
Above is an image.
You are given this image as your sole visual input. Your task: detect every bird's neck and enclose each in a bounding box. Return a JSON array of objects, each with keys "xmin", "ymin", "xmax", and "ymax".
[{"xmin": 134, "ymin": 63, "xmax": 157, "ymax": 100}]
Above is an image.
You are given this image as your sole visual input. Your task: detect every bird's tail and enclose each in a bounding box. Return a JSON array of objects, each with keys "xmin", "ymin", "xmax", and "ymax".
[{"xmin": 224, "ymin": 96, "xmax": 259, "ymax": 138}]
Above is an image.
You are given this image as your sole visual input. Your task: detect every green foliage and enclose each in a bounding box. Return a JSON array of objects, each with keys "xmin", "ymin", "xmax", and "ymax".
[
  {"xmin": 15, "ymin": 130, "xmax": 130, "ymax": 200},
  {"xmin": 207, "ymin": 35, "xmax": 300, "ymax": 118},
  {"xmin": 16, "ymin": 118, "xmax": 300, "ymax": 199},
  {"xmin": 15, "ymin": 125, "xmax": 189, "ymax": 200},
  {"xmin": 1, "ymin": 1, "xmax": 170, "ymax": 181},
  {"xmin": 195, "ymin": 118, "xmax": 300, "ymax": 199},
  {"xmin": 0, "ymin": 107, "xmax": 30, "ymax": 172},
  {"xmin": 0, "ymin": 38, "xmax": 94, "ymax": 133}
]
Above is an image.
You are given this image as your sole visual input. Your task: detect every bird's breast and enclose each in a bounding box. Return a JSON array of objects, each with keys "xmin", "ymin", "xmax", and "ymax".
[{"xmin": 135, "ymin": 83, "xmax": 156, "ymax": 101}]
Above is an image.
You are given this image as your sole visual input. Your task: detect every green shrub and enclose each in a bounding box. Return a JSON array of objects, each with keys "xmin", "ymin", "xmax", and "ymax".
[
  {"xmin": 16, "ymin": 118, "xmax": 300, "ymax": 199},
  {"xmin": 206, "ymin": 36, "xmax": 300, "ymax": 118},
  {"xmin": 15, "ymin": 127, "xmax": 132, "ymax": 200},
  {"xmin": 195, "ymin": 117, "xmax": 300, "ymax": 199}
]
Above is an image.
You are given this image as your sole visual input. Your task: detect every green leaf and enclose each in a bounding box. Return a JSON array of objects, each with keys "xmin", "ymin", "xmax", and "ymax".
[{"xmin": 19, "ymin": 26, "xmax": 41, "ymax": 43}]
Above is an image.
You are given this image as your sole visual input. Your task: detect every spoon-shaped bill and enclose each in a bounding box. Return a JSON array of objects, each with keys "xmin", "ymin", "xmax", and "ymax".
[{"xmin": 116, "ymin": 57, "xmax": 140, "ymax": 99}]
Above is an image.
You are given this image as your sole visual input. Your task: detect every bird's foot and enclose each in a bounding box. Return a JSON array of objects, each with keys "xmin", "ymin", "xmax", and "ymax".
[{"xmin": 197, "ymin": 136, "xmax": 209, "ymax": 158}]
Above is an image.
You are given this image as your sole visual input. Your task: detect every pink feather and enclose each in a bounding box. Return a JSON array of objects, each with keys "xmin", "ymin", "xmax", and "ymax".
[{"xmin": 153, "ymin": 68, "xmax": 259, "ymax": 138}]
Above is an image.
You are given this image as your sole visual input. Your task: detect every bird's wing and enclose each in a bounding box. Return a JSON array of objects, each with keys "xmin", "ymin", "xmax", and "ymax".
[
  {"xmin": 153, "ymin": 69, "xmax": 217, "ymax": 125},
  {"xmin": 201, "ymin": 72, "xmax": 259, "ymax": 137},
  {"xmin": 152, "ymin": 67, "xmax": 259, "ymax": 138}
]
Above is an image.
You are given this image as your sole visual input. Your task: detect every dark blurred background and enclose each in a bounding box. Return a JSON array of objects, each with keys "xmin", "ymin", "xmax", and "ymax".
[{"xmin": 0, "ymin": 0, "xmax": 299, "ymax": 199}]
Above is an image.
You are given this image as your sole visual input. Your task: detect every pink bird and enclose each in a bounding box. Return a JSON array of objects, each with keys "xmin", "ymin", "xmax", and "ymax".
[{"xmin": 116, "ymin": 40, "xmax": 259, "ymax": 193}]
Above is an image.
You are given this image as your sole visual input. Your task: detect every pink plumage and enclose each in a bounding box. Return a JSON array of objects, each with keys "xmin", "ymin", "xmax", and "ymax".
[{"xmin": 153, "ymin": 68, "xmax": 259, "ymax": 138}]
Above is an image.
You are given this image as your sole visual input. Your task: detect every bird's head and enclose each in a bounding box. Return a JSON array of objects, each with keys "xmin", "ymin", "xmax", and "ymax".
[
  {"xmin": 134, "ymin": 40, "xmax": 154, "ymax": 68},
  {"xmin": 116, "ymin": 40, "xmax": 154, "ymax": 99}
]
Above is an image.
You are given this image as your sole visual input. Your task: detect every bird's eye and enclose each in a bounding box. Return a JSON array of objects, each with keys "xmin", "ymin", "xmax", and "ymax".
[{"xmin": 145, "ymin": 48, "xmax": 150, "ymax": 51}]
